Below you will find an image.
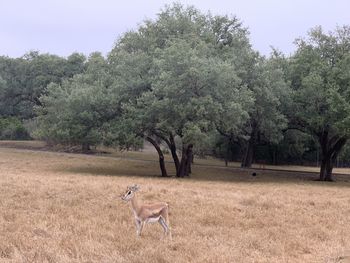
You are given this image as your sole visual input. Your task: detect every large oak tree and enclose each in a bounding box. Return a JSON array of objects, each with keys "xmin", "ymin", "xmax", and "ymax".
[{"xmin": 289, "ymin": 26, "xmax": 350, "ymax": 181}]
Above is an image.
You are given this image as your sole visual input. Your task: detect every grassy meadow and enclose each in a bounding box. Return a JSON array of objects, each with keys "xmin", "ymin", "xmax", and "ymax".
[{"xmin": 1, "ymin": 142, "xmax": 350, "ymax": 262}]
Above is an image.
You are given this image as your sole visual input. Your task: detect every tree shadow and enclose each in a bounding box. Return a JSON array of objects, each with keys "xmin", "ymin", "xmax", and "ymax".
[
  {"xmin": 190, "ymin": 164, "xmax": 350, "ymax": 186},
  {"xmin": 55, "ymin": 161, "xmax": 350, "ymax": 187},
  {"xmin": 57, "ymin": 164, "xmax": 173, "ymax": 180}
]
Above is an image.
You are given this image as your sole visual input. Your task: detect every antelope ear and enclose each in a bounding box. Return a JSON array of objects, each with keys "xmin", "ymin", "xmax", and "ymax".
[{"xmin": 133, "ymin": 184, "xmax": 140, "ymax": 192}]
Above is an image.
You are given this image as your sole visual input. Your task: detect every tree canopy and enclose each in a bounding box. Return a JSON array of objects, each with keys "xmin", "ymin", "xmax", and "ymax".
[
  {"xmin": 33, "ymin": 53, "xmax": 114, "ymax": 152},
  {"xmin": 1, "ymin": 3, "xmax": 350, "ymax": 180},
  {"xmin": 289, "ymin": 26, "xmax": 350, "ymax": 180}
]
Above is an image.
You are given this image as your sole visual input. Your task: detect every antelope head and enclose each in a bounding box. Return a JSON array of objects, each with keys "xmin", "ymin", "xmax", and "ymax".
[{"xmin": 120, "ymin": 184, "xmax": 140, "ymax": 201}]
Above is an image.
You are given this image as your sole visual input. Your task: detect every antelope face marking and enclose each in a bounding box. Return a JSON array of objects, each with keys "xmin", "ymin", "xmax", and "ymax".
[
  {"xmin": 120, "ymin": 184, "xmax": 140, "ymax": 202},
  {"xmin": 121, "ymin": 190, "xmax": 134, "ymax": 201}
]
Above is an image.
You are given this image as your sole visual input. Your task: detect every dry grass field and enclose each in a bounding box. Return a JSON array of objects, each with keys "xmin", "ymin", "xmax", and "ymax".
[{"xmin": 1, "ymin": 142, "xmax": 350, "ymax": 262}]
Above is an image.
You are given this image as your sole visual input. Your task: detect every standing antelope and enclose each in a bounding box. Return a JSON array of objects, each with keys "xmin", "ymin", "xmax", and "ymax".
[{"xmin": 121, "ymin": 184, "xmax": 171, "ymax": 238}]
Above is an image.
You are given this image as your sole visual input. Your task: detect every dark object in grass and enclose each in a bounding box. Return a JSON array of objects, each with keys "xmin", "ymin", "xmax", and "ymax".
[{"xmin": 252, "ymin": 172, "xmax": 257, "ymax": 177}]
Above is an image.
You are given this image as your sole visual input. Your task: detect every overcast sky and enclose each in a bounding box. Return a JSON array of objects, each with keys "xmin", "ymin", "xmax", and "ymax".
[{"xmin": 1, "ymin": 0, "xmax": 349, "ymax": 58}]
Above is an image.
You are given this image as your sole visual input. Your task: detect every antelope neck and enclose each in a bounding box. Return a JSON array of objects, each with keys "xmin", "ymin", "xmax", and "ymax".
[{"xmin": 131, "ymin": 194, "xmax": 141, "ymax": 213}]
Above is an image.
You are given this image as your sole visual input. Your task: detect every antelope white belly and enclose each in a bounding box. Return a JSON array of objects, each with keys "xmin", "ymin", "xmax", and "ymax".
[{"xmin": 146, "ymin": 216, "xmax": 160, "ymax": 223}]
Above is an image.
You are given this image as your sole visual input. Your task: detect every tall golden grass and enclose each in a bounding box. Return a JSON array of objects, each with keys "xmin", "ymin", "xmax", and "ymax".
[{"xmin": 0, "ymin": 145, "xmax": 350, "ymax": 262}]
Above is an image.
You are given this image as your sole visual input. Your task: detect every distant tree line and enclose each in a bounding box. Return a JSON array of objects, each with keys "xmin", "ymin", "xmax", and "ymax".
[{"xmin": 1, "ymin": 3, "xmax": 350, "ymax": 181}]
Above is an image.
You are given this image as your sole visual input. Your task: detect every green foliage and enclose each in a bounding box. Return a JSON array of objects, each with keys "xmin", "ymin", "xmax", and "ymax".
[
  {"xmin": 101, "ymin": 118, "xmax": 143, "ymax": 150},
  {"xmin": 109, "ymin": 3, "xmax": 254, "ymax": 155},
  {"xmin": 0, "ymin": 51, "xmax": 86, "ymax": 119},
  {"xmin": 288, "ymin": 26, "xmax": 350, "ymax": 178},
  {"xmin": 253, "ymin": 54, "xmax": 290, "ymax": 143},
  {"xmin": 338, "ymin": 142, "xmax": 350, "ymax": 166},
  {"xmin": 290, "ymin": 26, "xmax": 350, "ymax": 137},
  {"xmin": 0, "ymin": 117, "xmax": 30, "ymax": 140},
  {"xmin": 2, "ymin": 2, "xmax": 350, "ymax": 173},
  {"xmin": 34, "ymin": 53, "xmax": 115, "ymax": 149}
]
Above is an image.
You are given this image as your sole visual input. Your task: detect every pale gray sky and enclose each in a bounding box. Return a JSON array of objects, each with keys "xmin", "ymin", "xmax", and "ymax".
[{"xmin": 0, "ymin": 0, "xmax": 349, "ymax": 58}]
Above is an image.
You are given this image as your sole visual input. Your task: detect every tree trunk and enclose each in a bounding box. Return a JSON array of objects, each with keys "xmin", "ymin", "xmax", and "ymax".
[
  {"xmin": 152, "ymin": 131, "xmax": 180, "ymax": 177},
  {"xmin": 318, "ymin": 133, "xmax": 346, "ymax": 181},
  {"xmin": 187, "ymin": 146, "xmax": 193, "ymax": 175},
  {"xmin": 325, "ymin": 143, "xmax": 344, "ymax": 181},
  {"xmin": 241, "ymin": 140, "xmax": 254, "ymax": 168},
  {"xmin": 169, "ymin": 133, "xmax": 180, "ymax": 175},
  {"xmin": 178, "ymin": 147, "xmax": 187, "ymax": 177},
  {"xmin": 272, "ymin": 147, "xmax": 277, "ymax": 165},
  {"xmin": 146, "ymin": 136, "xmax": 168, "ymax": 177},
  {"xmin": 325, "ymin": 158, "xmax": 334, "ymax": 181},
  {"xmin": 177, "ymin": 144, "xmax": 193, "ymax": 177},
  {"xmin": 241, "ymin": 127, "xmax": 257, "ymax": 168},
  {"xmin": 225, "ymin": 139, "xmax": 229, "ymax": 167},
  {"xmin": 82, "ymin": 142, "xmax": 91, "ymax": 153},
  {"xmin": 319, "ymin": 157, "xmax": 327, "ymax": 181}
]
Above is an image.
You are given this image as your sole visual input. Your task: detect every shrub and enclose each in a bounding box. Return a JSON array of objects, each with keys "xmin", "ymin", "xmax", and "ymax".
[{"xmin": 0, "ymin": 117, "xmax": 31, "ymax": 140}]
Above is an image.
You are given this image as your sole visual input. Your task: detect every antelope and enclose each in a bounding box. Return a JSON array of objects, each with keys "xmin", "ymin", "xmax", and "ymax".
[{"xmin": 120, "ymin": 184, "xmax": 171, "ymax": 238}]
